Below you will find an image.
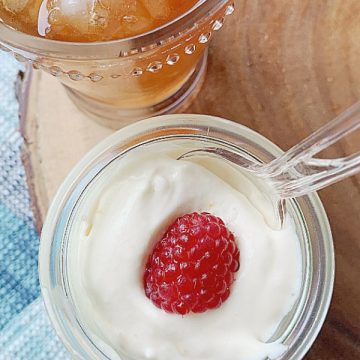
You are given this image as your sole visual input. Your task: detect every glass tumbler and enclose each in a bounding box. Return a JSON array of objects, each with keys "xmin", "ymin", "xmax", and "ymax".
[
  {"xmin": 39, "ymin": 115, "xmax": 335, "ymax": 360},
  {"xmin": 0, "ymin": 0, "xmax": 234, "ymax": 129}
]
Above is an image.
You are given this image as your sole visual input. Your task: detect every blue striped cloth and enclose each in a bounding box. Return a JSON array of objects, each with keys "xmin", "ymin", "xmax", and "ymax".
[{"xmin": 0, "ymin": 52, "xmax": 69, "ymax": 359}]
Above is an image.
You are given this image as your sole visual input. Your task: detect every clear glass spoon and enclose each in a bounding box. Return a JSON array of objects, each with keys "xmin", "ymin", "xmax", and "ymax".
[{"xmin": 179, "ymin": 101, "xmax": 360, "ymax": 228}]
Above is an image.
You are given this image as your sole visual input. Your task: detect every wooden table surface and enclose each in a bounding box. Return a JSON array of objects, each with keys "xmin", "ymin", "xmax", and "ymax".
[{"xmin": 21, "ymin": 1, "xmax": 360, "ymax": 358}]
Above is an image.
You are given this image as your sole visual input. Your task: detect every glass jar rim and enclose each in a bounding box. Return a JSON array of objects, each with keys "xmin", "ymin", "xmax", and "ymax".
[
  {"xmin": 0, "ymin": 0, "xmax": 230, "ymax": 60},
  {"xmin": 39, "ymin": 114, "xmax": 335, "ymax": 360}
]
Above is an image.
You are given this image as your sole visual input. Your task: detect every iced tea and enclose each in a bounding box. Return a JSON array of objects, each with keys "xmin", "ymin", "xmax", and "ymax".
[
  {"xmin": 0, "ymin": 0, "xmax": 232, "ymax": 127},
  {"xmin": 0, "ymin": 0, "xmax": 198, "ymax": 41}
]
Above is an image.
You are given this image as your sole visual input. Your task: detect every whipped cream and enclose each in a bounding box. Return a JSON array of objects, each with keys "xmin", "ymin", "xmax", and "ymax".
[{"xmin": 68, "ymin": 144, "xmax": 302, "ymax": 360}]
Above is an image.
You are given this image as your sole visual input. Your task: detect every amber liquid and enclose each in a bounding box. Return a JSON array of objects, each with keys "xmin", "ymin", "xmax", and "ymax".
[
  {"xmin": 0, "ymin": 0, "xmax": 198, "ymax": 41},
  {"xmin": 1, "ymin": 1, "xmax": 226, "ymax": 124}
]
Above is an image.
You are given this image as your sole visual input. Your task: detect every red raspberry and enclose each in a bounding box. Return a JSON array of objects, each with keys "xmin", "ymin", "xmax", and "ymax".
[{"xmin": 144, "ymin": 212, "xmax": 240, "ymax": 315}]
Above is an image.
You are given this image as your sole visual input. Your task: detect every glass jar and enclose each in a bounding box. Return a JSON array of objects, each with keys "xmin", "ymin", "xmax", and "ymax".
[
  {"xmin": 39, "ymin": 114, "xmax": 334, "ymax": 359},
  {"xmin": 0, "ymin": 1, "xmax": 234, "ymax": 129}
]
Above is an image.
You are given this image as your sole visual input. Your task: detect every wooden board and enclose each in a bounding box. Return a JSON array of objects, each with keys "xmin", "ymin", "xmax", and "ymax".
[{"xmin": 19, "ymin": 1, "xmax": 360, "ymax": 358}]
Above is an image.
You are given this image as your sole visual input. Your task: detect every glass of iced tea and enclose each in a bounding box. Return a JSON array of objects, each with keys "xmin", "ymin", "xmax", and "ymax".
[{"xmin": 0, "ymin": 0, "xmax": 234, "ymax": 128}]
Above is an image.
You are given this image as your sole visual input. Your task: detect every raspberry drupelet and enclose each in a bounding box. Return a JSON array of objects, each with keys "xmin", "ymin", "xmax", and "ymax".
[{"xmin": 144, "ymin": 212, "xmax": 240, "ymax": 315}]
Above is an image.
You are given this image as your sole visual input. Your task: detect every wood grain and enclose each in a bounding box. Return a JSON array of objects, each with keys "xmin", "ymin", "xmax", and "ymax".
[{"xmin": 20, "ymin": 1, "xmax": 360, "ymax": 358}]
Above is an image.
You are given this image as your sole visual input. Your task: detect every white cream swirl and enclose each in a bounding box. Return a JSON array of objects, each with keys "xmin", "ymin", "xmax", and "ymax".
[{"xmin": 69, "ymin": 146, "xmax": 302, "ymax": 360}]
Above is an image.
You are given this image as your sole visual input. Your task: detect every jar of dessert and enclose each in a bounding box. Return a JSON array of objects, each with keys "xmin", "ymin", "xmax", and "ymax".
[{"xmin": 39, "ymin": 114, "xmax": 335, "ymax": 360}]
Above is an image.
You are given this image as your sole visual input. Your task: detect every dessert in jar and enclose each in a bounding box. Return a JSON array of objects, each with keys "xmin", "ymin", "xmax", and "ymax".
[
  {"xmin": 68, "ymin": 145, "xmax": 302, "ymax": 360},
  {"xmin": 39, "ymin": 115, "xmax": 334, "ymax": 360}
]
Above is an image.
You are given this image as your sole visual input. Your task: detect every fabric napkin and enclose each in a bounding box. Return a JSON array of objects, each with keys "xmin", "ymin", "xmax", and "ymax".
[{"xmin": 0, "ymin": 51, "xmax": 69, "ymax": 359}]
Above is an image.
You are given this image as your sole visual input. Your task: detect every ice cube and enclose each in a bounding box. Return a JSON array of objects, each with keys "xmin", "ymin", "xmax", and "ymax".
[
  {"xmin": 118, "ymin": 0, "xmax": 153, "ymax": 35},
  {"xmin": 47, "ymin": 0, "xmax": 109, "ymax": 32},
  {"xmin": 57, "ymin": 0, "xmax": 94, "ymax": 17},
  {"xmin": 109, "ymin": 0, "xmax": 136, "ymax": 14},
  {"xmin": 142, "ymin": 0, "xmax": 170, "ymax": 19},
  {"xmin": 37, "ymin": 0, "xmax": 50, "ymax": 36},
  {"xmin": 2, "ymin": 0, "xmax": 29, "ymax": 13}
]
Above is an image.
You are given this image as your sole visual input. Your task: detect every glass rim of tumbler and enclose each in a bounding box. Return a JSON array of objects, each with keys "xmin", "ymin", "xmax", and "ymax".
[{"xmin": 0, "ymin": 0, "xmax": 231, "ymax": 60}]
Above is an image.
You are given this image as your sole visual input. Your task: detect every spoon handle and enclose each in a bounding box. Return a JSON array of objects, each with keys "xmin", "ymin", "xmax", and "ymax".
[{"xmin": 264, "ymin": 101, "xmax": 360, "ymax": 198}]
